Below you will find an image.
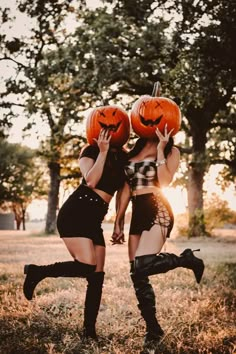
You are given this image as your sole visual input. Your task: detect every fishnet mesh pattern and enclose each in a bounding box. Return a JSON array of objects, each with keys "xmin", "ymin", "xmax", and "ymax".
[
  {"xmin": 152, "ymin": 192, "xmax": 172, "ymax": 228},
  {"xmin": 149, "ymin": 192, "xmax": 173, "ymax": 239}
]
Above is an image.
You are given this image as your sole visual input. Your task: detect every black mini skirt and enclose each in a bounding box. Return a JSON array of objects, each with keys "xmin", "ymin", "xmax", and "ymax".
[
  {"xmin": 56, "ymin": 185, "xmax": 108, "ymax": 246},
  {"xmin": 129, "ymin": 191, "xmax": 174, "ymax": 238}
]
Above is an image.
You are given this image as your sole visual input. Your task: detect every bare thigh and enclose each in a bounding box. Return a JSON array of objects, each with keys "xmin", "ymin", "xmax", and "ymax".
[
  {"xmin": 94, "ymin": 245, "xmax": 106, "ymax": 272},
  {"xmin": 62, "ymin": 237, "xmax": 96, "ymax": 265},
  {"xmin": 132, "ymin": 224, "xmax": 167, "ymax": 258}
]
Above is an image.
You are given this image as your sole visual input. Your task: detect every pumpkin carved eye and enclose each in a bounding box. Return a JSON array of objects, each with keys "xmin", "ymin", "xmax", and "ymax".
[{"xmin": 86, "ymin": 105, "xmax": 130, "ymax": 147}]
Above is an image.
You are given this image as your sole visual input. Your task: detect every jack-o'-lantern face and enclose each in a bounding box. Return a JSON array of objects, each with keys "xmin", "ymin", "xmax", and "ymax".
[
  {"xmin": 86, "ymin": 105, "xmax": 130, "ymax": 147},
  {"xmin": 131, "ymin": 95, "xmax": 181, "ymax": 138}
]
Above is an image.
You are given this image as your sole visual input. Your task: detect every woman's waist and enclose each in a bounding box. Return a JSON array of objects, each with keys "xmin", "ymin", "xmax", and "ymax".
[
  {"xmin": 93, "ymin": 188, "xmax": 112, "ymax": 203},
  {"xmin": 80, "ymin": 185, "xmax": 112, "ymax": 204},
  {"xmin": 131, "ymin": 186, "xmax": 161, "ymax": 197}
]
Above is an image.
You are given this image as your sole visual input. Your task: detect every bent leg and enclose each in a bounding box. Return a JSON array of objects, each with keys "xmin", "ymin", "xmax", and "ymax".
[
  {"xmin": 133, "ymin": 225, "xmax": 205, "ymax": 283},
  {"xmin": 23, "ymin": 237, "xmax": 96, "ymax": 301},
  {"xmin": 130, "ymin": 224, "xmax": 204, "ymax": 283}
]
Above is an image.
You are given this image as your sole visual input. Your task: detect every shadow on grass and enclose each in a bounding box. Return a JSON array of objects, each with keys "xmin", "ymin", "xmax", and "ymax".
[{"xmin": 0, "ymin": 263, "xmax": 235, "ymax": 354}]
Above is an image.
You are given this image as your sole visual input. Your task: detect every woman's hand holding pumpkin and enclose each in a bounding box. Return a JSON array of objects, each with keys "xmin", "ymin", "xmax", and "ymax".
[
  {"xmin": 156, "ymin": 124, "xmax": 174, "ymax": 150},
  {"xmin": 93, "ymin": 128, "xmax": 111, "ymax": 153}
]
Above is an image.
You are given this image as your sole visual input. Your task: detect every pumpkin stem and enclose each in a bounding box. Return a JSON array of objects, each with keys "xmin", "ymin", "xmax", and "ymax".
[{"xmin": 152, "ymin": 81, "xmax": 161, "ymax": 97}]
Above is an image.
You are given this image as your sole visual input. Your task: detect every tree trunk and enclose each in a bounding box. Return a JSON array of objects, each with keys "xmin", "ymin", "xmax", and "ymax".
[
  {"xmin": 16, "ymin": 217, "xmax": 21, "ymax": 230},
  {"xmin": 187, "ymin": 163, "xmax": 207, "ymax": 237},
  {"xmin": 45, "ymin": 162, "xmax": 60, "ymax": 234},
  {"xmin": 187, "ymin": 107, "xmax": 210, "ymax": 237},
  {"xmin": 22, "ymin": 206, "xmax": 26, "ymax": 231},
  {"xmin": 12, "ymin": 203, "xmax": 22, "ymax": 230}
]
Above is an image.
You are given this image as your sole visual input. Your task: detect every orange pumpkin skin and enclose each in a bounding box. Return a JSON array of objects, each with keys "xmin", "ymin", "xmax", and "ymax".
[
  {"xmin": 86, "ymin": 105, "xmax": 130, "ymax": 147},
  {"xmin": 131, "ymin": 95, "xmax": 181, "ymax": 138}
]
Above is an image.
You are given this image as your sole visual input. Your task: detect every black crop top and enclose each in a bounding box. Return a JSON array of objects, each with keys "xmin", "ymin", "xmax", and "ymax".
[
  {"xmin": 79, "ymin": 145, "xmax": 127, "ymax": 196},
  {"xmin": 124, "ymin": 160, "xmax": 159, "ymax": 191}
]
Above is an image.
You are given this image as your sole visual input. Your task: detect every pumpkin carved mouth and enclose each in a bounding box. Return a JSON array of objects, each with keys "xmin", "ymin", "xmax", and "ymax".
[
  {"xmin": 140, "ymin": 114, "xmax": 163, "ymax": 127},
  {"xmin": 99, "ymin": 121, "xmax": 121, "ymax": 132}
]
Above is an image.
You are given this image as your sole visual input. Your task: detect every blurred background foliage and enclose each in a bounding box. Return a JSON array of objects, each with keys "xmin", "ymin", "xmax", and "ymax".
[{"xmin": 0, "ymin": 0, "xmax": 235, "ymax": 235}]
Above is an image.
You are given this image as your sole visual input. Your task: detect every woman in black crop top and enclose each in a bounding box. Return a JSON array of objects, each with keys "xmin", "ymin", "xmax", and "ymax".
[
  {"xmin": 112, "ymin": 124, "xmax": 204, "ymax": 345},
  {"xmin": 23, "ymin": 128, "xmax": 127, "ymax": 341}
]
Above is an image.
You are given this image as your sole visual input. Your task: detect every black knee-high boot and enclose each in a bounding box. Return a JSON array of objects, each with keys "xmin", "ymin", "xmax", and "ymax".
[
  {"xmin": 83, "ymin": 271, "xmax": 105, "ymax": 340},
  {"xmin": 134, "ymin": 248, "xmax": 205, "ymax": 284},
  {"xmin": 23, "ymin": 261, "xmax": 96, "ymax": 300},
  {"xmin": 130, "ymin": 262, "xmax": 164, "ymax": 344}
]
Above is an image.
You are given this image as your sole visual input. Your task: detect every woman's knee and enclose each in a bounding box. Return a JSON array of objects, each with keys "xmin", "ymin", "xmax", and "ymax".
[{"xmin": 74, "ymin": 253, "xmax": 97, "ymax": 266}]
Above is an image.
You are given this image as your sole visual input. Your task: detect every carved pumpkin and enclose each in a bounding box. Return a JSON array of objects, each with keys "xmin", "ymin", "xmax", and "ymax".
[
  {"xmin": 86, "ymin": 105, "xmax": 130, "ymax": 147},
  {"xmin": 130, "ymin": 82, "xmax": 181, "ymax": 138}
]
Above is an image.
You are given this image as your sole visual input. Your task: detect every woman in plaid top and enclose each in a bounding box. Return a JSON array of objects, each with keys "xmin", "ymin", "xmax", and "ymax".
[{"xmin": 112, "ymin": 124, "xmax": 204, "ymax": 345}]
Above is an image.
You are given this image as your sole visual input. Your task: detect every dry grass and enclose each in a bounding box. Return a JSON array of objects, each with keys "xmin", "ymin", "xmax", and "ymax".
[{"xmin": 0, "ymin": 226, "xmax": 236, "ymax": 354}]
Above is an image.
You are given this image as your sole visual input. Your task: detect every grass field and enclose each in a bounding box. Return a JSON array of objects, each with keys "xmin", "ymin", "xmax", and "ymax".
[{"xmin": 0, "ymin": 225, "xmax": 235, "ymax": 354}]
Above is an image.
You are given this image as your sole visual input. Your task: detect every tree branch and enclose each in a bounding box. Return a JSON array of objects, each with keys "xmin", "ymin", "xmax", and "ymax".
[
  {"xmin": 210, "ymin": 122, "xmax": 236, "ymax": 129},
  {"xmin": 179, "ymin": 146, "xmax": 192, "ymax": 154},
  {"xmin": 59, "ymin": 172, "xmax": 81, "ymax": 180},
  {"xmin": 0, "ymin": 56, "xmax": 28, "ymax": 69},
  {"xmin": 62, "ymin": 134, "xmax": 86, "ymax": 144},
  {"xmin": 0, "ymin": 102, "xmax": 26, "ymax": 108},
  {"xmin": 210, "ymin": 158, "xmax": 236, "ymax": 171}
]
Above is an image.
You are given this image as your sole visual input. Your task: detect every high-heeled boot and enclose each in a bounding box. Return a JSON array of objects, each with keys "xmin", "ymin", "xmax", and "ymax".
[
  {"xmin": 134, "ymin": 248, "xmax": 205, "ymax": 284},
  {"xmin": 130, "ymin": 262, "xmax": 164, "ymax": 344},
  {"xmin": 23, "ymin": 260, "xmax": 96, "ymax": 300},
  {"xmin": 83, "ymin": 271, "xmax": 105, "ymax": 340}
]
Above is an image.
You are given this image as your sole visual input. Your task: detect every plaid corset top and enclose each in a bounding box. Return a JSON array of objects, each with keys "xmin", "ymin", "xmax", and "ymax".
[{"xmin": 124, "ymin": 160, "xmax": 158, "ymax": 190}]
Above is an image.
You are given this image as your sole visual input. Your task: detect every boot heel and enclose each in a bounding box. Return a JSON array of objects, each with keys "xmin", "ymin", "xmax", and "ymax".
[
  {"xmin": 194, "ymin": 262, "xmax": 205, "ymax": 284},
  {"xmin": 180, "ymin": 249, "xmax": 205, "ymax": 284},
  {"xmin": 24, "ymin": 264, "xmax": 30, "ymax": 274}
]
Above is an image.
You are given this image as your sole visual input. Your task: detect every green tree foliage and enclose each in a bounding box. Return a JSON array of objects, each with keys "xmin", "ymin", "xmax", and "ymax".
[
  {"xmin": 204, "ymin": 194, "xmax": 235, "ymax": 233},
  {"xmin": 208, "ymin": 99, "xmax": 236, "ymax": 189},
  {"xmin": 0, "ymin": 0, "xmax": 87, "ymax": 233},
  {"xmin": 73, "ymin": 0, "xmax": 236, "ymax": 236},
  {"xmin": 164, "ymin": 0, "xmax": 236, "ymax": 235},
  {"xmin": 0, "ymin": 139, "xmax": 48, "ymax": 230},
  {"xmin": 1, "ymin": 0, "xmax": 235, "ymax": 236}
]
